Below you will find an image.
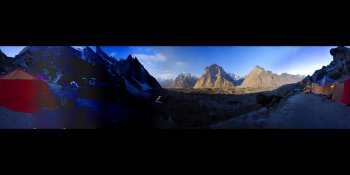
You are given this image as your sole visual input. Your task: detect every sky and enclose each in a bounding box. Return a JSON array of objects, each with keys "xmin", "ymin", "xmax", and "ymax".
[{"xmin": 0, "ymin": 46, "xmax": 335, "ymax": 79}]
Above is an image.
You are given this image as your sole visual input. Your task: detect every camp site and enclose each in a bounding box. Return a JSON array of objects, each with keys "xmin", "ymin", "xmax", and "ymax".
[{"xmin": 2, "ymin": 46, "xmax": 350, "ymax": 129}]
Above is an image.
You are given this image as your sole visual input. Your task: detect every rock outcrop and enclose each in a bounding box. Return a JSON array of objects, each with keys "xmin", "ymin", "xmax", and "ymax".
[
  {"xmin": 0, "ymin": 50, "xmax": 16, "ymax": 73},
  {"xmin": 0, "ymin": 49, "xmax": 7, "ymax": 61},
  {"xmin": 306, "ymin": 46, "xmax": 350, "ymax": 83},
  {"xmin": 330, "ymin": 46, "xmax": 350, "ymax": 61}
]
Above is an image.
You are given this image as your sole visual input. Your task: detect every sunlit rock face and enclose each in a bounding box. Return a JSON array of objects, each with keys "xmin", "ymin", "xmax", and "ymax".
[
  {"xmin": 242, "ymin": 65, "xmax": 303, "ymax": 88},
  {"xmin": 194, "ymin": 64, "xmax": 235, "ymax": 89}
]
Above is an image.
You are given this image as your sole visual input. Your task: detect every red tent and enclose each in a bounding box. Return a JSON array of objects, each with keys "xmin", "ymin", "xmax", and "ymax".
[
  {"xmin": 0, "ymin": 68, "xmax": 56, "ymax": 113},
  {"xmin": 343, "ymin": 78, "xmax": 350, "ymax": 105}
]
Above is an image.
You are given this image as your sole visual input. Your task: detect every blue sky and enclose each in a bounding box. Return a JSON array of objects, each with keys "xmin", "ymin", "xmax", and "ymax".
[{"xmin": 0, "ymin": 46, "xmax": 335, "ymax": 79}]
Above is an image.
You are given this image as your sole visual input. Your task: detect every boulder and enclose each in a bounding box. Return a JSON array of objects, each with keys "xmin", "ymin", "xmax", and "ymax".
[{"xmin": 256, "ymin": 93, "xmax": 284, "ymax": 108}]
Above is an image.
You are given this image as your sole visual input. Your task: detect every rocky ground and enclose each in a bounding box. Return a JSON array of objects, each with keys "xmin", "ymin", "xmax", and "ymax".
[
  {"xmin": 152, "ymin": 83, "xmax": 302, "ymax": 128},
  {"xmin": 152, "ymin": 89, "xmax": 259, "ymax": 128}
]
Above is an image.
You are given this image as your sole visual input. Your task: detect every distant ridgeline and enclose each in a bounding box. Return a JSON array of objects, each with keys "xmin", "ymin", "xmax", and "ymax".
[
  {"xmin": 241, "ymin": 65, "xmax": 304, "ymax": 88},
  {"xmin": 0, "ymin": 46, "xmax": 161, "ymax": 104},
  {"xmin": 170, "ymin": 73, "xmax": 198, "ymax": 89},
  {"xmin": 158, "ymin": 64, "xmax": 303, "ymax": 89},
  {"xmin": 304, "ymin": 46, "xmax": 350, "ymax": 84}
]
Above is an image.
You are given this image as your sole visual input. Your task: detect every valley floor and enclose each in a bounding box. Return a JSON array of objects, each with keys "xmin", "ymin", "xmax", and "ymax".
[
  {"xmin": 153, "ymin": 84, "xmax": 301, "ymax": 128},
  {"xmin": 211, "ymin": 93, "xmax": 350, "ymax": 129}
]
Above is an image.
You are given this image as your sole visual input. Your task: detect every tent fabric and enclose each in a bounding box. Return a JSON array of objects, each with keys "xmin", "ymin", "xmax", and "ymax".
[
  {"xmin": 317, "ymin": 76, "xmax": 337, "ymax": 85},
  {"xmin": 0, "ymin": 68, "xmax": 56, "ymax": 113},
  {"xmin": 332, "ymin": 82, "xmax": 344, "ymax": 103},
  {"xmin": 343, "ymin": 78, "xmax": 350, "ymax": 104},
  {"xmin": 324, "ymin": 84, "xmax": 334, "ymax": 97},
  {"xmin": 303, "ymin": 85, "xmax": 312, "ymax": 93},
  {"xmin": 308, "ymin": 76, "xmax": 336, "ymax": 98},
  {"xmin": 312, "ymin": 83, "xmax": 324, "ymax": 95}
]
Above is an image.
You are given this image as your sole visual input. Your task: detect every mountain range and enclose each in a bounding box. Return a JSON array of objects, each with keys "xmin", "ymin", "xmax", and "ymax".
[
  {"xmin": 0, "ymin": 47, "xmax": 306, "ymax": 94},
  {"xmin": 158, "ymin": 64, "xmax": 303, "ymax": 89},
  {"xmin": 169, "ymin": 73, "xmax": 198, "ymax": 89}
]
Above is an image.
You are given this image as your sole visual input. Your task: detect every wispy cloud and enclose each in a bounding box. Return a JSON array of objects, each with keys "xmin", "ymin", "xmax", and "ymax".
[
  {"xmin": 157, "ymin": 72, "xmax": 175, "ymax": 79},
  {"xmin": 174, "ymin": 61, "xmax": 186, "ymax": 67},
  {"xmin": 132, "ymin": 53, "xmax": 168, "ymax": 77},
  {"xmin": 133, "ymin": 53, "xmax": 167, "ymax": 62},
  {"xmin": 133, "ymin": 47, "xmax": 155, "ymax": 53}
]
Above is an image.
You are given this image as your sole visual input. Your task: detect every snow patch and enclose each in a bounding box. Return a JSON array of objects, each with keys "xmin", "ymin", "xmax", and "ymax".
[
  {"xmin": 134, "ymin": 78, "xmax": 151, "ymax": 91},
  {"xmin": 72, "ymin": 46, "xmax": 86, "ymax": 52}
]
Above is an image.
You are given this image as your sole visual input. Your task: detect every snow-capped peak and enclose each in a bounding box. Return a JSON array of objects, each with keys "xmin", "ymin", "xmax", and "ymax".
[{"xmin": 72, "ymin": 46, "xmax": 87, "ymax": 52}]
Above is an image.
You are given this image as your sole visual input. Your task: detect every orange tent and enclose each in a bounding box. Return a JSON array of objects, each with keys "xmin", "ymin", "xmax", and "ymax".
[
  {"xmin": 332, "ymin": 82, "xmax": 344, "ymax": 103},
  {"xmin": 324, "ymin": 84, "xmax": 334, "ymax": 97},
  {"xmin": 312, "ymin": 83, "xmax": 324, "ymax": 95},
  {"xmin": 0, "ymin": 68, "xmax": 56, "ymax": 113}
]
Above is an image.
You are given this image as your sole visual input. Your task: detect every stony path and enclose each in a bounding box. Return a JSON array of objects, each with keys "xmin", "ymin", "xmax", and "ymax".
[{"xmin": 211, "ymin": 93, "xmax": 350, "ymax": 129}]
